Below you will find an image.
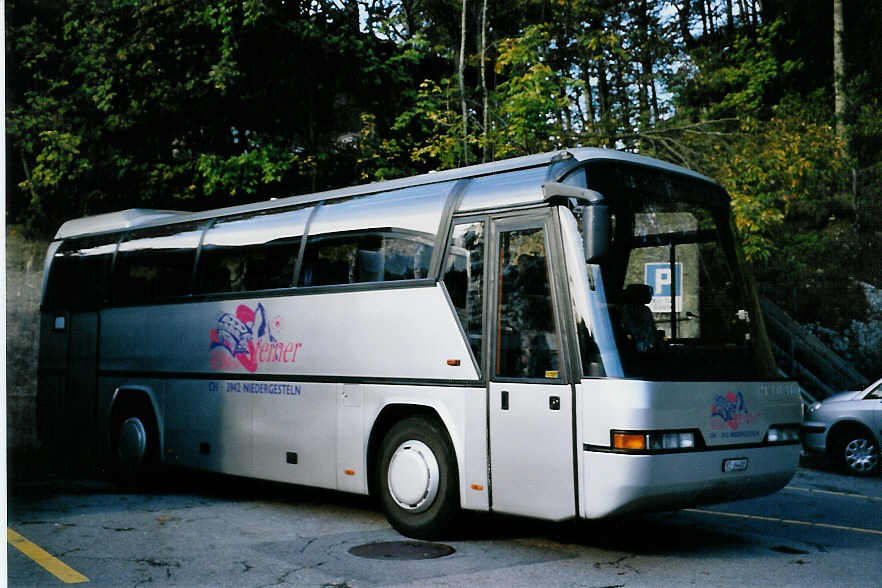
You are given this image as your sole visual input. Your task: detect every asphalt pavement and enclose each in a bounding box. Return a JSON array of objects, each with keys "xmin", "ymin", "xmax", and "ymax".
[{"xmin": 6, "ymin": 458, "xmax": 881, "ymax": 587}]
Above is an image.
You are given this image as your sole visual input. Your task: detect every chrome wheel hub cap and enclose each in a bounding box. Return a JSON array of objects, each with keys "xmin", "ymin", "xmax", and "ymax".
[
  {"xmin": 844, "ymin": 438, "xmax": 877, "ymax": 473},
  {"xmin": 387, "ymin": 440, "xmax": 440, "ymax": 513},
  {"xmin": 118, "ymin": 417, "xmax": 147, "ymax": 466}
]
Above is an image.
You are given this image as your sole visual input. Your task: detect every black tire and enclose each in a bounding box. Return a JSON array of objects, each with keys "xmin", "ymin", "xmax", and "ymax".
[
  {"xmin": 112, "ymin": 400, "xmax": 159, "ymax": 488},
  {"xmin": 838, "ymin": 431, "xmax": 879, "ymax": 477},
  {"xmin": 377, "ymin": 416, "xmax": 460, "ymax": 539}
]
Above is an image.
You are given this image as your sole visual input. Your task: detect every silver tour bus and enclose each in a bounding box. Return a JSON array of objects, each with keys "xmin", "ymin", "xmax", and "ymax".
[{"xmin": 38, "ymin": 148, "xmax": 802, "ymax": 538}]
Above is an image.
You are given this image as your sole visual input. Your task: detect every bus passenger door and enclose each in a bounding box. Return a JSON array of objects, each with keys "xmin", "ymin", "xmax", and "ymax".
[{"xmin": 487, "ymin": 215, "xmax": 575, "ymax": 520}]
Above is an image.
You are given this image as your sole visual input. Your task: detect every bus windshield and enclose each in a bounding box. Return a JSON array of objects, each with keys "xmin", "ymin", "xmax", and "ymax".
[{"xmin": 584, "ymin": 161, "xmax": 775, "ymax": 380}]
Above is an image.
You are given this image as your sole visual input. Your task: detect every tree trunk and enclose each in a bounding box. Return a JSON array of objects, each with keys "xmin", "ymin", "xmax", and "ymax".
[
  {"xmin": 833, "ymin": 0, "xmax": 846, "ymax": 146},
  {"xmin": 706, "ymin": 0, "xmax": 716, "ymax": 34},
  {"xmin": 459, "ymin": 0, "xmax": 469, "ymax": 165},
  {"xmin": 585, "ymin": 71, "xmax": 597, "ymax": 126},
  {"xmin": 481, "ymin": 0, "xmax": 489, "ymax": 162},
  {"xmin": 675, "ymin": 1, "xmax": 695, "ymax": 49},
  {"xmin": 401, "ymin": 0, "xmax": 416, "ymax": 39},
  {"xmin": 636, "ymin": 0, "xmax": 652, "ymax": 130},
  {"xmin": 613, "ymin": 64, "xmax": 631, "ymax": 148},
  {"xmin": 589, "ymin": 12, "xmax": 613, "ymax": 147},
  {"xmin": 597, "ymin": 59, "xmax": 613, "ymax": 147},
  {"xmin": 725, "ymin": 0, "xmax": 735, "ymax": 34},
  {"xmin": 738, "ymin": 0, "xmax": 748, "ymax": 25},
  {"xmin": 698, "ymin": 0, "xmax": 708, "ymax": 36},
  {"xmin": 20, "ymin": 151, "xmax": 39, "ymax": 208}
]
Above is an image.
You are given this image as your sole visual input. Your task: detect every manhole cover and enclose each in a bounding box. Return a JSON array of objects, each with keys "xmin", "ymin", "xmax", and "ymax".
[{"xmin": 348, "ymin": 541, "xmax": 455, "ymax": 560}]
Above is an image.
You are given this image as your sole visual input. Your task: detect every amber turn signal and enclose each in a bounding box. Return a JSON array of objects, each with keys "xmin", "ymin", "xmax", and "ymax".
[{"xmin": 613, "ymin": 433, "xmax": 646, "ymax": 450}]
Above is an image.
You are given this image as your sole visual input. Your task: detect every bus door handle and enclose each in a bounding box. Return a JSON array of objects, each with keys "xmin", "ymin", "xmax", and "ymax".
[
  {"xmin": 549, "ymin": 396, "xmax": 560, "ymax": 410},
  {"xmin": 501, "ymin": 390, "xmax": 509, "ymax": 410}
]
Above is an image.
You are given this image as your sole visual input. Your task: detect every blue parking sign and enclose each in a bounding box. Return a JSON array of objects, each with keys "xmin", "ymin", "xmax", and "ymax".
[{"xmin": 645, "ymin": 262, "xmax": 682, "ymax": 312}]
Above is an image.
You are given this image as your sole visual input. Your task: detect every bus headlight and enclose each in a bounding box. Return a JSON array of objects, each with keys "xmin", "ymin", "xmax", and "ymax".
[
  {"xmin": 613, "ymin": 430, "xmax": 697, "ymax": 452},
  {"xmin": 766, "ymin": 425, "xmax": 800, "ymax": 443}
]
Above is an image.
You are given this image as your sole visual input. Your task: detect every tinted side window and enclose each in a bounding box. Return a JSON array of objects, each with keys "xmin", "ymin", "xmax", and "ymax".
[
  {"xmin": 44, "ymin": 234, "xmax": 118, "ymax": 310},
  {"xmin": 196, "ymin": 208, "xmax": 310, "ymax": 293},
  {"xmin": 442, "ymin": 222, "xmax": 484, "ymax": 368},
  {"xmin": 298, "ymin": 182, "xmax": 451, "ymax": 286},
  {"xmin": 299, "ymin": 231, "xmax": 432, "ymax": 286},
  {"xmin": 111, "ymin": 223, "xmax": 202, "ymax": 305}
]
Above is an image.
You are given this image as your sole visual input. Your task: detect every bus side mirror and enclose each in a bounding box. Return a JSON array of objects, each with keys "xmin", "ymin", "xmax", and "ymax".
[{"xmin": 583, "ymin": 203, "xmax": 609, "ymax": 264}]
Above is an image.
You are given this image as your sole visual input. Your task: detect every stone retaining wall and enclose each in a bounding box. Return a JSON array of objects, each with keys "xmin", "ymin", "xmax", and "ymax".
[{"xmin": 6, "ymin": 226, "xmax": 48, "ymax": 469}]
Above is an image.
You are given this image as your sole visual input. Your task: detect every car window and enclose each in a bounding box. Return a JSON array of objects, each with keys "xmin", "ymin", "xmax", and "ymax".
[{"xmin": 865, "ymin": 381, "xmax": 882, "ymax": 400}]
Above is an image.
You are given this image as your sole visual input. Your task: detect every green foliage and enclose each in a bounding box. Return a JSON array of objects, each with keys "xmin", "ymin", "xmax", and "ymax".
[
  {"xmin": 7, "ymin": 0, "xmax": 421, "ymax": 234},
  {"xmin": 711, "ymin": 115, "xmax": 847, "ymax": 263},
  {"xmin": 397, "ymin": 78, "xmax": 474, "ymax": 170},
  {"xmin": 493, "ymin": 25, "xmax": 574, "ymax": 158},
  {"xmin": 679, "ymin": 19, "xmax": 802, "ymax": 119}
]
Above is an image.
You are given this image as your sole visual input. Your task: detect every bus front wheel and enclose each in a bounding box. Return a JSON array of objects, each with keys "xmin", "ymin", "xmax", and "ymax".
[{"xmin": 377, "ymin": 416, "xmax": 460, "ymax": 539}]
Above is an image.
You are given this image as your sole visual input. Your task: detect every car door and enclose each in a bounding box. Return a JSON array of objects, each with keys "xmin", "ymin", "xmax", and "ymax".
[{"xmin": 863, "ymin": 380, "xmax": 882, "ymax": 445}]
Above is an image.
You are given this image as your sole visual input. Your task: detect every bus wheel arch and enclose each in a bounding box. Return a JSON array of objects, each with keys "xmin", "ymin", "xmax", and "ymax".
[
  {"xmin": 368, "ymin": 405, "xmax": 461, "ymax": 539},
  {"xmin": 109, "ymin": 388, "xmax": 161, "ymax": 484}
]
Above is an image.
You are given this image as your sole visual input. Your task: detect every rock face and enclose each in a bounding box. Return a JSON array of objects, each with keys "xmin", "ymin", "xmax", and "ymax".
[{"xmin": 806, "ymin": 281, "xmax": 882, "ymax": 378}]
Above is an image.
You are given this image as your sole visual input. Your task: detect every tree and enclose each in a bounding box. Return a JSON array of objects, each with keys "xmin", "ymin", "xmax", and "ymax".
[
  {"xmin": 6, "ymin": 0, "xmax": 424, "ymax": 235},
  {"xmin": 833, "ymin": 0, "xmax": 846, "ymax": 145}
]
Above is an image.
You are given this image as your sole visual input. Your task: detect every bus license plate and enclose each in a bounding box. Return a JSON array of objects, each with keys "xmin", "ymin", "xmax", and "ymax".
[{"xmin": 723, "ymin": 458, "xmax": 749, "ymax": 473}]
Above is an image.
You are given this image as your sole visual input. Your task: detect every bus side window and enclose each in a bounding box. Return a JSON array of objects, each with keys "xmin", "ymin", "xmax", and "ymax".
[
  {"xmin": 442, "ymin": 222, "xmax": 484, "ymax": 368},
  {"xmin": 111, "ymin": 223, "xmax": 202, "ymax": 305},
  {"xmin": 196, "ymin": 208, "xmax": 310, "ymax": 294},
  {"xmin": 299, "ymin": 182, "xmax": 450, "ymax": 287},
  {"xmin": 299, "ymin": 232, "xmax": 434, "ymax": 287},
  {"xmin": 44, "ymin": 235, "xmax": 118, "ymax": 310}
]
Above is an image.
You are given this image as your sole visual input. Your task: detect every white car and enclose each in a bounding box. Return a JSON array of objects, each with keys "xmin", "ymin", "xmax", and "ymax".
[{"xmin": 802, "ymin": 377, "xmax": 882, "ymax": 476}]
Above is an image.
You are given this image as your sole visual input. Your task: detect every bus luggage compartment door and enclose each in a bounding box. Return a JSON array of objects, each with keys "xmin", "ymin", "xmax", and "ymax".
[{"xmin": 489, "ymin": 381, "xmax": 575, "ymax": 520}]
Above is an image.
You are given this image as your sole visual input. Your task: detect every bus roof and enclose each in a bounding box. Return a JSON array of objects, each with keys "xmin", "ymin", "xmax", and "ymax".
[{"xmin": 53, "ymin": 148, "xmax": 718, "ymax": 240}]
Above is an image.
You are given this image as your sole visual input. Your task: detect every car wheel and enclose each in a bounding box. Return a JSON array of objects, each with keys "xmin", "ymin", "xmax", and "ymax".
[
  {"xmin": 839, "ymin": 433, "xmax": 879, "ymax": 476},
  {"xmin": 377, "ymin": 416, "xmax": 460, "ymax": 539}
]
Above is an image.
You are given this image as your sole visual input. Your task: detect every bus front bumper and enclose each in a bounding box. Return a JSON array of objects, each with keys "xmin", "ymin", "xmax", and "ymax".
[{"xmin": 582, "ymin": 443, "xmax": 800, "ymax": 519}]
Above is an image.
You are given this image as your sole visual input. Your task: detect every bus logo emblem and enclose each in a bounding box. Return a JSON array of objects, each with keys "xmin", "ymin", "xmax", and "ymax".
[
  {"xmin": 209, "ymin": 303, "xmax": 302, "ymax": 373},
  {"xmin": 711, "ymin": 391, "xmax": 757, "ymax": 431}
]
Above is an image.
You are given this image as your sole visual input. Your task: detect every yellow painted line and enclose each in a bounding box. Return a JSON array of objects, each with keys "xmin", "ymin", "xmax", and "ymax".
[
  {"xmin": 785, "ymin": 485, "xmax": 882, "ymax": 502},
  {"xmin": 7, "ymin": 528, "xmax": 90, "ymax": 584},
  {"xmin": 686, "ymin": 509, "xmax": 882, "ymax": 536}
]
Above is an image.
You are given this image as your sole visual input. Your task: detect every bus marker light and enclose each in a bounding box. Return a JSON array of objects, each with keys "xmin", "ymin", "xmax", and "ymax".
[
  {"xmin": 345, "ymin": 469, "xmax": 355, "ymax": 476},
  {"xmin": 614, "ymin": 433, "xmax": 646, "ymax": 450},
  {"xmin": 471, "ymin": 484, "xmax": 484, "ymax": 491},
  {"xmin": 447, "ymin": 359, "xmax": 461, "ymax": 366}
]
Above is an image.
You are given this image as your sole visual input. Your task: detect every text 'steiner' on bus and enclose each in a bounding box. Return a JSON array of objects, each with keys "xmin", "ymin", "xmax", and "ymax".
[{"xmin": 38, "ymin": 148, "xmax": 802, "ymax": 539}]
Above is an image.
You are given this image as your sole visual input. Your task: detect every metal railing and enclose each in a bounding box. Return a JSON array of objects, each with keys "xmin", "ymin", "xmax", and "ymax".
[{"xmin": 760, "ymin": 295, "xmax": 869, "ymax": 405}]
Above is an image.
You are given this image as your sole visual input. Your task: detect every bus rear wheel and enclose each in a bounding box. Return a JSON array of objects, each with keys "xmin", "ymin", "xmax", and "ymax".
[
  {"xmin": 113, "ymin": 403, "xmax": 158, "ymax": 487},
  {"xmin": 377, "ymin": 417, "xmax": 460, "ymax": 539}
]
